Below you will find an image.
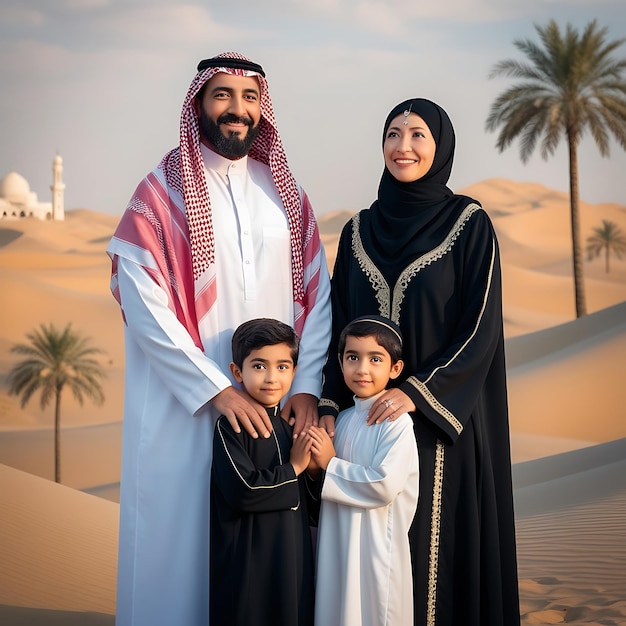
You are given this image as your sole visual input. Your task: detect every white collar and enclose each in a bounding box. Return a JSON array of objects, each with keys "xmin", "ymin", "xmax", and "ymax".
[
  {"xmin": 200, "ymin": 141, "xmax": 249, "ymax": 177},
  {"xmin": 353, "ymin": 390, "xmax": 386, "ymax": 413}
]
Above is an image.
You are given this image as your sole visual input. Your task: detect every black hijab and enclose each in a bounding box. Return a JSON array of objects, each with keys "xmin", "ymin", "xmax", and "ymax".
[{"xmin": 364, "ymin": 98, "xmax": 477, "ymax": 283}]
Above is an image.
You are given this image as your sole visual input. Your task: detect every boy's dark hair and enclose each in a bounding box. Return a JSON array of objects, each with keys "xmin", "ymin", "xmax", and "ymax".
[
  {"xmin": 338, "ymin": 315, "xmax": 403, "ymax": 363},
  {"xmin": 232, "ymin": 318, "xmax": 300, "ymax": 368}
]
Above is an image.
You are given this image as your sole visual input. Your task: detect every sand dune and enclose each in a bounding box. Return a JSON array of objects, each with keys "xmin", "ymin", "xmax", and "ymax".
[
  {"xmin": 1, "ymin": 436, "xmax": 624, "ymax": 625},
  {"xmin": 0, "ymin": 464, "xmax": 117, "ymax": 620},
  {"xmin": 465, "ymin": 180, "xmax": 626, "ymax": 337},
  {"xmin": 0, "ymin": 422, "xmax": 122, "ymax": 491},
  {"xmin": 0, "ymin": 606, "xmax": 113, "ymax": 626},
  {"xmin": 0, "ymin": 210, "xmax": 125, "ymax": 430},
  {"xmin": 0, "ymin": 179, "xmax": 625, "ymax": 624},
  {"xmin": 507, "ymin": 301, "xmax": 626, "ymax": 458},
  {"xmin": 514, "ymin": 439, "xmax": 626, "ymax": 624}
]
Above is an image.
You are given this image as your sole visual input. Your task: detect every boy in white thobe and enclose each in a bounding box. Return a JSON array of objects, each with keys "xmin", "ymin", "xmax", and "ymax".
[{"xmin": 307, "ymin": 316, "xmax": 419, "ymax": 626}]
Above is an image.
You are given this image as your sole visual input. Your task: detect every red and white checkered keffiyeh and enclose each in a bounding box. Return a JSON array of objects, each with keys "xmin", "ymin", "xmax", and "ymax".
[
  {"xmin": 109, "ymin": 52, "xmax": 322, "ymax": 344},
  {"xmin": 164, "ymin": 52, "xmax": 306, "ymax": 292}
]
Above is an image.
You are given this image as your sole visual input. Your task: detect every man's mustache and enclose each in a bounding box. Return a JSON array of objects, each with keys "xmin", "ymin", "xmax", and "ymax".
[{"xmin": 217, "ymin": 113, "xmax": 254, "ymax": 127}]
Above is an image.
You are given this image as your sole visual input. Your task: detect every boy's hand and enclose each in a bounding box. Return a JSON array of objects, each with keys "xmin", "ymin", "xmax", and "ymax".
[
  {"xmin": 307, "ymin": 426, "xmax": 336, "ymax": 470},
  {"xmin": 306, "ymin": 451, "xmax": 321, "ymax": 478},
  {"xmin": 289, "ymin": 431, "xmax": 312, "ymax": 475}
]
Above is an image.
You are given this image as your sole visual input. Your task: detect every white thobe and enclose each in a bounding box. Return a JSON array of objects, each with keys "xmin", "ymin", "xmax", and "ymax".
[
  {"xmin": 112, "ymin": 147, "xmax": 331, "ymax": 626},
  {"xmin": 315, "ymin": 394, "xmax": 419, "ymax": 626}
]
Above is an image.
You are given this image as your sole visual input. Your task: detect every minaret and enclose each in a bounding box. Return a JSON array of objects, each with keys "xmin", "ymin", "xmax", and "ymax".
[{"xmin": 51, "ymin": 154, "xmax": 65, "ymax": 221}]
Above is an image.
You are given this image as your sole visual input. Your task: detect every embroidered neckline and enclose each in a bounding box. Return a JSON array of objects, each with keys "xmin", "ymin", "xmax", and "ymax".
[{"xmin": 351, "ymin": 203, "xmax": 481, "ymax": 323}]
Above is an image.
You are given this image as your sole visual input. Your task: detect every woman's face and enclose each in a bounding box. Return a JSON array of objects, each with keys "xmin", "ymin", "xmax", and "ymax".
[{"xmin": 383, "ymin": 112, "xmax": 436, "ymax": 183}]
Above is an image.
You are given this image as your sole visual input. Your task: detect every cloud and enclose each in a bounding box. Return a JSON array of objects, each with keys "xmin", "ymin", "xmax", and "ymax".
[
  {"xmin": 0, "ymin": 5, "xmax": 44, "ymax": 29},
  {"xmin": 56, "ymin": 0, "xmax": 112, "ymax": 9},
  {"xmin": 0, "ymin": 2, "xmax": 256, "ymax": 214},
  {"xmin": 1, "ymin": 0, "xmax": 624, "ymax": 216},
  {"xmin": 248, "ymin": 0, "xmax": 550, "ymax": 35},
  {"xmin": 86, "ymin": 4, "xmax": 241, "ymax": 49},
  {"xmin": 354, "ymin": 3, "xmax": 402, "ymax": 37},
  {"xmin": 1, "ymin": 3, "xmax": 252, "ymax": 53},
  {"xmin": 0, "ymin": 3, "xmax": 262, "ymax": 98}
]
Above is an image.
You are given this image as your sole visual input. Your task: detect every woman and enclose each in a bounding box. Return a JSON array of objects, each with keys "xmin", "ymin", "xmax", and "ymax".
[{"xmin": 319, "ymin": 99, "xmax": 520, "ymax": 626}]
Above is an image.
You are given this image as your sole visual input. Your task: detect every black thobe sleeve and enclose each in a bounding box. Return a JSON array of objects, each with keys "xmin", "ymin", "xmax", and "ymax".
[
  {"xmin": 400, "ymin": 210, "xmax": 505, "ymax": 444},
  {"xmin": 302, "ymin": 471, "xmax": 323, "ymax": 526},
  {"xmin": 318, "ymin": 220, "xmax": 356, "ymax": 418},
  {"xmin": 212, "ymin": 417, "xmax": 301, "ymax": 513}
]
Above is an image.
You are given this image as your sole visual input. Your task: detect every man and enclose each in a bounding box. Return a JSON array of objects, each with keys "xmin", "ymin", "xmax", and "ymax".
[{"xmin": 107, "ymin": 52, "xmax": 331, "ymax": 626}]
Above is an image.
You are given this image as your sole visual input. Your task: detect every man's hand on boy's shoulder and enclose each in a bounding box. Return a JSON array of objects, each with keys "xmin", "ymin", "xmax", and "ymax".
[{"xmin": 211, "ymin": 386, "xmax": 273, "ymax": 439}]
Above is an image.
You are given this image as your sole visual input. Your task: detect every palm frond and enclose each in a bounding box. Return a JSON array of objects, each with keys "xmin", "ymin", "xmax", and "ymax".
[
  {"xmin": 7, "ymin": 323, "xmax": 107, "ymax": 410},
  {"xmin": 486, "ymin": 19, "xmax": 626, "ymax": 316}
]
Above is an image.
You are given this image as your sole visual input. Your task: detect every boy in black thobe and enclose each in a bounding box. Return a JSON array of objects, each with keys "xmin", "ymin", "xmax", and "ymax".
[{"xmin": 210, "ymin": 318, "xmax": 319, "ymax": 626}]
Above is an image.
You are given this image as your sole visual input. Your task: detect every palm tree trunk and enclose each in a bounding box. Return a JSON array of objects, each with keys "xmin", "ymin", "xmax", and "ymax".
[
  {"xmin": 567, "ymin": 132, "xmax": 587, "ymax": 317},
  {"xmin": 54, "ymin": 387, "xmax": 61, "ymax": 483},
  {"xmin": 604, "ymin": 246, "xmax": 609, "ymax": 273}
]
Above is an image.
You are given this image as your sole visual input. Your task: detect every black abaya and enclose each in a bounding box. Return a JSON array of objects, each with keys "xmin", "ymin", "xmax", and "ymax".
[{"xmin": 321, "ymin": 203, "xmax": 520, "ymax": 626}]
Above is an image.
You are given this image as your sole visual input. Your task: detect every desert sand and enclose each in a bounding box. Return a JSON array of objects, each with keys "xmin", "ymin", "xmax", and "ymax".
[{"xmin": 1, "ymin": 179, "xmax": 625, "ymax": 625}]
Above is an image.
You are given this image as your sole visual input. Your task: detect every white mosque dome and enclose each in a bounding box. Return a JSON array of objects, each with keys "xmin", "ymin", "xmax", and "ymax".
[
  {"xmin": 0, "ymin": 171, "xmax": 31, "ymax": 204},
  {"xmin": 1, "ymin": 157, "xmax": 64, "ymax": 221}
]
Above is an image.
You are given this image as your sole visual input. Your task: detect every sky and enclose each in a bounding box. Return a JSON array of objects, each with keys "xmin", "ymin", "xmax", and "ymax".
[{"xmin": 1, "ymin": 0, "xmax": 625, "ymax": 218}]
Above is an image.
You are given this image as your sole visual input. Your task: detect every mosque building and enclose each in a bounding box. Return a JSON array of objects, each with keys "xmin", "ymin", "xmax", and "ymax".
[{"xmin": 0, "ymin": 155, "xmax": 65, "ymax": 221}]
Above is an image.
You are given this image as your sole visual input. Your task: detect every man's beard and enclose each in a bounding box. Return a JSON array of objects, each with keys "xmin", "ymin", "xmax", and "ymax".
[{"xmin": 199, "ymin": 111, "xmax": 260, "ymax": 159}]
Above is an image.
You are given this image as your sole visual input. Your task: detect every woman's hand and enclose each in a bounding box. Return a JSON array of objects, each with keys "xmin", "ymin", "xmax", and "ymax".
[
  {"xmin": 367, "ymin": 389, "xmax": 415, "ymax": 426},
  {"xmin": 318, "ymin": 413, "xmax": 336, "ymax": 437}
]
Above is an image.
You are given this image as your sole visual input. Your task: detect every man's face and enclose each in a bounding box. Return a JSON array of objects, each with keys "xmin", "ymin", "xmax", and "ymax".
[{"xmin": 195, "ymin": 72, "xmax": 262, "ymax": 159}]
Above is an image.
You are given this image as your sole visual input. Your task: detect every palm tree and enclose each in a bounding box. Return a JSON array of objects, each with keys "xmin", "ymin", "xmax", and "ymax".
[
  {"xmin": 586, "ymin": 219, "xmax": 626, "ymax": 273},
  {"xmin": 7, "ymin": 323, "xmax": 106, "ymax": 483},
  {"xmin": 486, "ymin": 19, "xmax": 626, "ymax": 318}
]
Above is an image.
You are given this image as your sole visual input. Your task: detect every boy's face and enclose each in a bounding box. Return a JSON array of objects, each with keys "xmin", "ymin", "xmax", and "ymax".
[
  {"xmin": 340, "ymin": 334, "xmax": 403, "ymax": 399},
  {"xmin": 230, "ymin": 342, "xmax": 296, "ymax": 408}
]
